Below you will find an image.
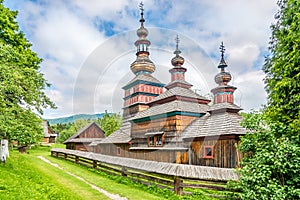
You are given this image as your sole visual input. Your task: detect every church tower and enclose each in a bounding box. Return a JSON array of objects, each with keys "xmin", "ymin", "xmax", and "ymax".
[
  {"xmin": 165, "ymin": 35, "xmax": 193, "ymax": 90},
  {"xmin": 122, "ymin": 2, "xmax": 164, "ymax": 118},
  {"xmin": 210, "ymin": 42, "xmax": 241, "ymax": 113}
]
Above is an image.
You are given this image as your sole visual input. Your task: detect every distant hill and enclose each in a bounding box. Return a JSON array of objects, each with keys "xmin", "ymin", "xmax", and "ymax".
[{"xmin": 45, "ymin": 113, "xmax": 108, "ymax": 125}]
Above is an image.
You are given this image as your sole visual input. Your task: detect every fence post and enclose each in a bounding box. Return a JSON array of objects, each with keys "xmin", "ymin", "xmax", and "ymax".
[
  {"xmin": 174, "ymin": 176, "xmax": 182, "ymax": 195},
  {"xmin": 93, "ymin": 160, "xmax": 97, "ymax": 169},
  {"xmin": 121, "ymin": 166, "xmax": 127, "ymax": 177},
  {"xmin": 64, "ymin": 153, "xmax": 67, "ymax": 160},
  {"xmin": 75, "ymin": 156, "xmax": 79, "ymax": 164}
]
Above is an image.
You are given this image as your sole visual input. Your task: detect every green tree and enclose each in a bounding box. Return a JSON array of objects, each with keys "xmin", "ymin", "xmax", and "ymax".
[
  {"xmin": 0, "ymin": 1, "xmax": 55, "ymax": 146},
  {"xmin": 263, "ymin": 0, "xmax": 300, "ymax": 133},
  {"xmin": 234, "ymin": 112, "xmax": 300, "ymax": 199},
  {"xmin": 234, "ymin": 0, "xmax": 300, "ymax": 199},
  {"xmin": 97, "ymin": 111, "xmax": 122, "ymax": 136},
  {"xmin": 56, "ymin": 124, "xmax": 77, "ymax": 144},
  {"xmin": 74, "ymin": 119, "xmax": 89, "ymax": 132}
]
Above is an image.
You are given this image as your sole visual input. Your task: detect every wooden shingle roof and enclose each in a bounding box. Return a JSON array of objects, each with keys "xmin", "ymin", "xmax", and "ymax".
[
  {"xmin": 131, "ymin": 100, "xmax": 209, "ymax": 120},
  {"xmin": 52, "ymin": 148, "xmax": 239, "ymax": 181},
  {"xmin": 182, "ymin": 112, "xmax": 247, "ymax": 139},
  {"xmin": 95, "ymin": 121, "xmax": 132, "ymax": 144},
  {"xmin": 122, "ymin": 73, "xmax": 164, "ymax": 89},
  {"xmin": 68, "ymin": 138, "xmax": 103, "ymax": 143},
  {"xmin": 150, "ymin": 86, "xmax": 209, "ymax": 104},
  {"xmin": 208, "ymin": 102, "xmax": 242, "ymax": 112}
]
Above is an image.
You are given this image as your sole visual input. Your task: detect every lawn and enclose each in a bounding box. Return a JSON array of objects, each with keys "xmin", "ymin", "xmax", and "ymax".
[
  {"xmin": 0, "ymin": 145, "xmax": 176, "ymax": 200},
  {"xmin": 0, "ymin": 144, "xmax": 223, "ymax": 200},
  {"xmin": 0, "ymin": 145, "xmax": 109, "ymax": 200}
]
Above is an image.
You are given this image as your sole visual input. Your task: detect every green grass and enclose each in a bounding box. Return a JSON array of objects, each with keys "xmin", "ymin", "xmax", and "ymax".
[
  {"xmin": 0, "ymin": 145, "xmax": 229, "ymax": 199},
  {"xmin": 0, "ymin": 146, "xmax": 109, "ymax": 200}
]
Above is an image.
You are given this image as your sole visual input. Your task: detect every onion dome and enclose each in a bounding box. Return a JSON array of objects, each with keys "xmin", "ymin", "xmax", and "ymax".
[
  {"xmin": 130, "ymin": 53, "xmax": 155, "ymax": 74},
  {"xmin": 214, "ymin": 42, "xmax": 232, "ymax": 85},
  {"xmin": 171, "ymin": 35, "xmax": 185, "ymax": 67},
  {"xmin": 214, "ymin": 71, "xmax": 232, "ymax": 85},
  {"xmin": 166, "ymin": 35, "xmax": 192, "ymax": 90},
  {"xmin": 137, "ymin": 26, "xmax": 148, "ymax": 38},
  {"xmin": 130, "ymin": 2, "xmax": 155, "ymax": 75}
]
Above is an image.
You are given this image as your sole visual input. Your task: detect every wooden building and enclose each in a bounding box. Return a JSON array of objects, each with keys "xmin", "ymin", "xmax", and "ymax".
[
  {"xmin": 64, "ymin": 122, "xmax": 105, "ymax": 152},
  {"xmin": 90, "ymin": 6, "xmax": 247, "ymax": 168},
  {"xmin": 43, "ymin": 120, "xmax": 57, "ymax": 143}
]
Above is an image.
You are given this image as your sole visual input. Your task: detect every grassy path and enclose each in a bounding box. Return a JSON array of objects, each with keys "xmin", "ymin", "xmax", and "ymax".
[{"xmin": 38, "ymin": 156, "xmax": 127, "ymax": 200}]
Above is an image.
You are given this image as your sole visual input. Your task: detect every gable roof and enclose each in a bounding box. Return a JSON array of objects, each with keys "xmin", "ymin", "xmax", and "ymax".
[
  {"xmin": 43, "ymin": 120, "xmax": 57, "ymax": 138},
  {"xmin": 182, "ymin": 112, "xmax": 247, "ymax": 139},
  {"xmin": 64, "ymin": 122, "xmax": 105, "ymax": 144}
]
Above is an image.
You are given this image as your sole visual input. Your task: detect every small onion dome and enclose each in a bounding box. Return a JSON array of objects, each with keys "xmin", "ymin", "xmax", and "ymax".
[
  {"xmin": 130, "ymin": 53, "xmax": 156, "ymax": 74},
  {"xmin": 137, "ymin": 26, "xmax": 148, "ymax": 38},
  {"xmin": 171, "ymin": 54, "xmax": 185, "ymax": 67},
  {"xmin": 214, "ymin": 71, "xmax": 232, "ymax": 85},
  {"xmin": 134, "ymin": 38, "xmax": 151, "ymax": 47}
]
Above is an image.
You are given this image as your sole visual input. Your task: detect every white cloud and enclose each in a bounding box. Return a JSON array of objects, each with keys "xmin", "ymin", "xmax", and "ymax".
[
  {"xmin": 228, "ymin": 44, "xmax": 260, "ymax": 73},
  {"xmin": 4, "ymin": 0, "xmax": 278, "ymax": 118},
  {"xmin": 234, "ymin": 70, "xmax": 267, "ymax": 111}
]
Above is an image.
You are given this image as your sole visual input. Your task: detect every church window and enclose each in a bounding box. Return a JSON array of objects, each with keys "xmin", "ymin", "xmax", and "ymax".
[
  {"xmin": 117, "ymin": 147, "xmax": 121, "ymax": 155},
  {"xmin": 147, "ymin": 134, "xmax": 164, "ymax": 147},
  {"xmin": 149, "ymin": 136, "xmax": 155, "ymax": 146},
  {"xmin": 156, "ymin": 135, "xmax": 162, "ymax": 146},
  {"xmin": 203, "ymin": 146, "xmax": 214, "ymax": 158}
]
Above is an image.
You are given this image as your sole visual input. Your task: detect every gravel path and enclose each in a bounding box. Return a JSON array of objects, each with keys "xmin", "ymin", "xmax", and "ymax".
[{"xmin": 38, "ymin": 156, "xmax": 127, "ymax": 200}]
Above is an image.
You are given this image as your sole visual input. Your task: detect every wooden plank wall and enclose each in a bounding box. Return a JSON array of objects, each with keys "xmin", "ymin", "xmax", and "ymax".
[
  {"xmin": 78, "ymin": 123, "xmax": 105, "ymax": 138},
  {"xmin": 190, "ymin": 138, "xmax": 239, "ymax": 168},
  {"xmin": 100, "ymin": 143, "xmax": 188, "ymax": 164},
  {"xmin": 132, "ymin": 115, "xmax": 196, "ymax": 136},
  {"xmin": 131, "ymin": 115, "xmax": 197, "ymax": 145}
]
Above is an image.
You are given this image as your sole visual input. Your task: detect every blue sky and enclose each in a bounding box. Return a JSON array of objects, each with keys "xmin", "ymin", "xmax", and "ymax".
[{"xmin": 4, "ymin": 0, "xmax": 278, "ymax": 118}]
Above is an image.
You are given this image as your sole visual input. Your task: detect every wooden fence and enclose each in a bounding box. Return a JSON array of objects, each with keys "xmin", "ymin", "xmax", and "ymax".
[{"xmin": 51, "ymin": 148, "xmax": 237, "ymax": 196}]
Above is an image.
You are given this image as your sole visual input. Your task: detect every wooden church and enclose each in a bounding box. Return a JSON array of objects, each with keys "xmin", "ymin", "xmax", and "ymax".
[{"xmin": 90, "ymin": 4, "xmax": 247, "ymax": 168}]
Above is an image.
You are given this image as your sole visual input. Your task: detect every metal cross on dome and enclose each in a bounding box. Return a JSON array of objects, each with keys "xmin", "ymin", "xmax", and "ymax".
[
  {"xmin": 175, "ymin": 34, "xmax": 180, "ymax": 48},
  {"xmin": 139, "ymin": 2, "xmax": 144, "ymax": 13},
  {"xmin": 220, "ymin": 42, "xmax": 226, "ymax": 58}
]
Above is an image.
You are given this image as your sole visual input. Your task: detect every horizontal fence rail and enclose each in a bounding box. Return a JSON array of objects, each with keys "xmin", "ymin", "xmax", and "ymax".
[{"xmin": 51, "ymin": 148, "xmax": 238, "ymax": 196}]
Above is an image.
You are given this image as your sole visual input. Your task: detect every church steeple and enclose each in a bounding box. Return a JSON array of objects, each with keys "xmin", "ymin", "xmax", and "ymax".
[
  {"xmin": 214, "ymin": 42, "xmax": 232, "ymax": 86},
  {"xmin": 166, "ymin": 35, "xmax": 192, "ymax": 90},
  {"xmin": 211, "ymin": 42, "xmax": 237, "ymax": 104},
  {"xmin": 130, "ymin": 2, "xmax": 155, "ymax": 75},
  {"xmin": 122, "ymin": 2, "xmax": 164, "ymax": 118}
]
